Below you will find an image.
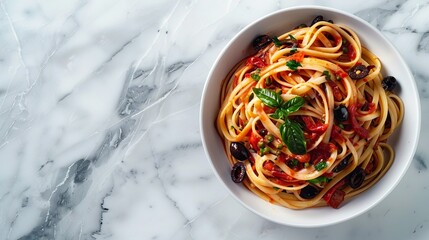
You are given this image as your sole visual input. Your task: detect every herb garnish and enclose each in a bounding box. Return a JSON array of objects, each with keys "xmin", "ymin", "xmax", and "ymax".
[
  {"xmin": 272, "ymin": 36, "xmax": 283, "ymax": 47},
  {"xmin": 286, "ymin": 60, "xmax": 302, "ymax": 71},
  {"xmin": 323, "ymin": 70, "xmax": 331, "ymax": 81},
  {"xmin": 251, "ymin": 73, "xmax": 261, "ymax": 81},
  {"xmin": 315, "ymin": 161, "xmax": 328, "ymax": 171},
  {"xmin": 253, "ymin": 88, "xmax": 306, "ymax": 154},
  {"xmin": 307, "ymin": 176, "xmax": 330, "ymax": 184}
]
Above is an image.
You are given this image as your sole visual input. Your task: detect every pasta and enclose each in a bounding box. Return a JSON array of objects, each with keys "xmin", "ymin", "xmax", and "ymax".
[{"xmin": 216, "ymin": 16, "xmax": 404, "ymax": 209}]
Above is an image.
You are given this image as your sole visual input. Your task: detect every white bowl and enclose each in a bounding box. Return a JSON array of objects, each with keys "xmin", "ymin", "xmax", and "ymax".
[{"xmin": 200, "ymin": 6, "xmax": 421, "ymax": 227}]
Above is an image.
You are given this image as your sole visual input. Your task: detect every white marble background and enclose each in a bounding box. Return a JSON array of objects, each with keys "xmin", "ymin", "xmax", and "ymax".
[{"xmin": 0, "ymin": 0, "xmax": 428, "ymax": 239}]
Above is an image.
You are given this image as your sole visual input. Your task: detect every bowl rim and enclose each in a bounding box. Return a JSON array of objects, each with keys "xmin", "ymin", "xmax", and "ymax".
[{"xmin": 200, "ymin": 5, "xmax": 421, "ymax": 227}]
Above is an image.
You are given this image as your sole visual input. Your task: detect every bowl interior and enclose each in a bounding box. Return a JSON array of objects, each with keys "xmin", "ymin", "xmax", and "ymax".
[{"xmin": 200, "ymin": 6, "xmax": 420, "ymax": 227}]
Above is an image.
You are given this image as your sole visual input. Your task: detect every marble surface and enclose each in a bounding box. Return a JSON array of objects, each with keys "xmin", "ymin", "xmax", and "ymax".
[{"xmin": 0, "ymin": 0, "xmax": 428, "ymax": 239}]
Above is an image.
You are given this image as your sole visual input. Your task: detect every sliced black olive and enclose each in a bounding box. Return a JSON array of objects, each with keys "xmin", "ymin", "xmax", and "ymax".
[
  {"xmin": 231, "ymin": 162, "xmax": 246, "ymax": 183},
  {"xmin": 347, "ymin": 167, "xmax": 366, "ymax": 189},
  {"xmin": 327, "ymin": 19, "xmax": 334, "ymax": 24},
  {"xmin": 311, "ymin": 15, "xmax": 324, "ymax": 26},
  {"xmin": 382, "ymin": 76, "xmax": 397, "ymax": 91},
  {"xmin": 333, "ymin": 154, "xmax": 352, "ymax": 173},
  {"xmin": 334, "ymin": 104, "xmax": 349, "ymax": 122},
  {"xmin": 348, "ymin": 65, "xmax": 369, "ymax": 80},
  {"xmin": 252, "ymin": 35, "xmax": 272, "ymax": 51},
  {"xmin": 300, "ymin": 185, "xmax": 319, "ymax": 199},
  {"xmin": 295, "ymin": 23, "xmax": 308, "ymax": 29},
  {"xmin": 230, "ymin": 142, "xmax": 250, "ymax": 161}
]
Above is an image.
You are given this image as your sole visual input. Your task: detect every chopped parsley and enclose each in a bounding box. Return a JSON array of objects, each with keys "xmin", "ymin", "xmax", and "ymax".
[
  {"xmin": 272, "ymin": 36, "xmax": 283, "ymax": 47},
  {"xmin": 307, "ymin": 176, "xmax": 330, "ymax": 184},
  {"xmin": 251, "ymin": 73, "xmax": 261, "ymax": 81},
  {"xmin": 265, "ymin": 77, "xmax": 272, "ymax": 86},
  {"xmin": 286, "ymin": 60, "xmax": 301, "ymax": 71},
  {"xmin": 289, "ymin": 46, "xmax": 298, "ymax": 55},
  {"xmin": 323, "ymin": 70, "xmax": 331, "ymax": 81},
  {"xmin": 288, "ymin": 34, "xmax": 296, "ymax": 41},
  {"xmin": 315, "ymin": 161, "xmax": 328, "ymax": 171}
]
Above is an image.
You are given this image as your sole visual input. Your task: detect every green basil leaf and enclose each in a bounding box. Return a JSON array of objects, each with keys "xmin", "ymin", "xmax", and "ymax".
[
  {"xmin": 307, "ymin": 176, "xmax": 330, "ymax": 184},
  {"xmin": 282, "ymin": 96, "xmax": 305, "ymax": 114},
  {"xmin": 270, "ymin": 108, "xmax": 289, "ymax": 120},
  {"xmin": 315, "ymin": 161, "xmax": 328, "ymax": 171},
  {"xmin": 288, "ymin": 34, "xmax": 296, "ymax": 41},
  {"xmin": 253, "ymin": 88, "xmax": 284, "ymax": 108},
  {"xmin": 286, "ymin": 60, "xmax": 302, "ymax": 71},
  {"xmin": 280, "ymin": 119, "xmax": 307, "ymax": 155}
]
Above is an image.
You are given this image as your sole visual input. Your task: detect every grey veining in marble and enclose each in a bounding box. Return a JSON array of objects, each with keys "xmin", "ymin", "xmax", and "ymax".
[{"xmin": 0, "ymin": 0, "xmax": 428, "ymax": 239}]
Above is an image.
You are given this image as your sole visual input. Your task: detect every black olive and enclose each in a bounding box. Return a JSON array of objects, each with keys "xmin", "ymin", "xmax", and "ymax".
[
  {"xmin": 348, "ymin": 65, "xmax": 369, "ymax": 80},
  {"xmin": 327, "ymin": 19, "xmax": 334, "ymax": 24},
  {"xmin": 230, "ymin": 142, "xmax": 250, "ymax": 161},
  {"xmin": 231, "ymin": 162, "xmax": 246, "ymax": 183},
  {"xmin": 334, "ymin": 104, "xmax": 349, "ymax": 122},
  {"xmin": 295, "ymin": 23, "xmax": 308, "ymax": 29},
  {"xmin": 311, "ymin": 15, "xmax": 324, "ymax": 26},
  {"xmin": 252, "ymin": 35, "xmax": 272, "ymax": 51},
  {"xmin": 300, "ymin": 185, "xmax": 319, "ymax": 199},
  {"xmin": 347, "ymin": 167, "xmax": 366, "ymax": 189},
  {"xmin": 382, "ymin": 76, "xmax": 397, "ymax": 91},
  {"xmin": 259, "ymin": 129, "xmax": 268, "ymax": 137},
  {"xmin": 333, "ymin": 154, "xmax": 352, "ymax": 173}
]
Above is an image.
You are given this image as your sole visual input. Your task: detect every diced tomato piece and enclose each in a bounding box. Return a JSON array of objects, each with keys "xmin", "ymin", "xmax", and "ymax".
[
  {"xmin": 277, "ymin": 153, "xmax": 287, "ymax": 163},
  {"xmin": 310, "ymin": 143, "xmax": 335, "ymax": 164},
  {"xmin": 347, "ymin": 44, "xmax": 356, "ymax": 60},
  {"xmin": 326, "ymin": 189, "xmax": 345, "ymax": 208},
  {"xmin": 271, "ymin": 171, "xmax": 295, "ymax": 181},
  {"xmin": 292, "ymin": 153, "xmax": 311, "ymax": 163},
  {"xmin": 301, "ymin": 116, "xmax": 328, "ymax": 133},
  {"xmin": 330, "ymin": 125, "xmax": 345, "ymax": 143},
  {"xmin": 323, "ymin": 179, "xmax": 346, "ymax": 208},
  {"xmin": 348, "ymin": 104, "xmax": 369, "ymax": 139},
  {"xmin": 335, "ymin": 70, "xmax": 348, "ymax": 79},
  {"xmin": 246, "ymin": 56, "xmax": 266, "ymax": 68},
  {"xmin": 249, "ymin": 132, "xmax": 262, "ymax": 151},
  {"xmin": 290, "ymin": 51, "xmax": 305, "ymax": 62},
  {"xmin": 327, "ymin": 81, "xmax": 343, "ymax": 101},
  {"xmin": 263, "ymin": 106, "xmax": 276, "ymax": 114}
]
